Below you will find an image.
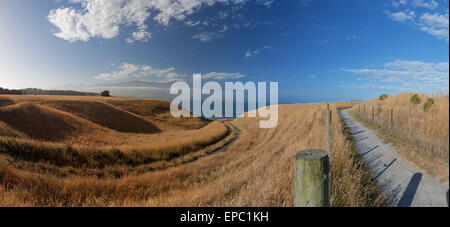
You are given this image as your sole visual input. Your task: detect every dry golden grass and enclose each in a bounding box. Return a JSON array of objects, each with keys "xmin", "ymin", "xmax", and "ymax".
[
  {"xmin": 350, "ymin": 92, "xmax": 449, "ymax": 182},
  {"xmin": 0, "ymin": 94, "xmax": 232, "ymax": 174},
  {"xmin": 0, "ymin": 185, "xmax": 32, "ymax": 207},
  {"xmin": 0, "ymin": 121, "xmax": 235, "ymax": 178},
  {"xmin": 0, "ymin": 103, "xmax": 95, "ymax": 141},
  {"xmin": 0, "ymin": 99, "xmax": 384, "ymax": 207},
  {"xmin": 42, "ymin": 100, "xmax": 161, "ymax": 133},
  {"xmin": 1, "ymin": 95, "xmax": 206, "ymax": 131},
  {"xmin": 0, "ymin": 95, "xmax": 224, "ymax": 149},
  {"xmin": 104, "ymin": 99, "xmax": 207, "ymax": 130}
]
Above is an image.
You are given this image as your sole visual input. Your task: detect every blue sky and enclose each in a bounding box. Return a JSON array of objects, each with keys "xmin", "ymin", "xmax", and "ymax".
[{"xmin": 0, "ymin": 0, "xmax": 448, "ymax": 103}]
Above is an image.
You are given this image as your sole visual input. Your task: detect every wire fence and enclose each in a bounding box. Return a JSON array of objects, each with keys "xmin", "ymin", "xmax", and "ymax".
[
  {"xmin": 305, "ymin": 173, "xmax": 330, "ymax": 207},
  {"xmin": 293, "ymin": 104, "xmax": 332, "ymax": 207}
]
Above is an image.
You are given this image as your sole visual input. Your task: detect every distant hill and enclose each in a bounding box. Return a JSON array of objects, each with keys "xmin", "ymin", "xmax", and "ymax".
[
  {"xmin": 49, "ymin": 80, "xmax": 174, "ymax": 100},
  {"xmin": 51, "ymin": 80, "xmax": 173, "ymax": 89},
  {"xmin": 0, "ymin": 87, "xmax": 98, "ymax": 96},
  {"xmin": 0, "ymin": 87, "xmax": 22, "ymax": 95},
  {"xmin": 20, "ymin": 88, "xmax": 98, "ymax": 96}
]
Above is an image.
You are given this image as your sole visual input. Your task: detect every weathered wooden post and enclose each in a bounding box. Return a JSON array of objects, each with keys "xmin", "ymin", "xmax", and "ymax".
[
  {"xmin": 364, "ymin": 105, "xmax": 366, "ymax": 119},
  {"xmin": 358, "ymin": 105, "xmax": 361, "ymax": 115},
  {"xmin": 390, "ymin": 108, "xmax": 394, "ymax": 129},
  {"xmin": 372, "ymin": 106, "xmax": 374, "ymax": 123},
  {"xmin": 326, "ymin": 104, "xmax": 332, "ymax": 156},
  {"xmin": 294, "ymin": 150, "xmax": 330, "ymax": 207}
]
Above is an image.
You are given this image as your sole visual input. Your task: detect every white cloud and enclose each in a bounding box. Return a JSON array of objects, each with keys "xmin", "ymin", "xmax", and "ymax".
[
  {"xmin": 342, "ymin": 60, "xmax": 449, "ymax": 92},
  {"xmin": 95, "ymin": 63, "xmax": 246, "ymax": 81},
  {"xmin": 386, "ymin": 10, "xmax": 416, "ymax": 23},
  {"xmin": 392, "ymin": 0, "xmax": 439, "ymax": 9},
  {"xmin": 203, "ymin": 72, "xmax": 246, "ymax": 80},
  {"xmin": 245, "ymin": 50, "xmax": 260, "ymax": 57},
  {"xmin": 419, "ymin": 12, "xmax": 449, "ymax": 40},
  {"xmin": 345, "ymin": 34, "xmax": 362, "ymax": 41},
  {"xmin": 386, "ymin": 1, "xmax": 449, "ymax": 41},
  {"xmin": 412, "ymin": 0, "xmax": 439, "ymax": 9},
  {"xmin": 257, "ymin": 0, "xmax": 274, "ymax": 7},
  {"xmin": 185, "ymin": 20, "xmax": 201, "ymax": 27},
  {"xmin": 192, "ymin": 24, "xmax": 228, "ymax": 42},
  {"xmin": 192, "ymin": 31, "xmax": 224, "ymax": 42},
  {"xmin": 127, "ymin": 29, "xmax": 152, "ymax": 43},
  {"xmin": 94, "ymin": 63, "xmax": 184, "ymax": 81},
  {"xmin": 245, "ymin": 45, "xmax": 274, "ymax": 57},
  {"xmin": 48, "ymin": 0, "xmax": 250, "ymax": 43}
]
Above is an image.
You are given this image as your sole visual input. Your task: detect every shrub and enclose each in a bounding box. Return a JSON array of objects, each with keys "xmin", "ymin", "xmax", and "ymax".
[
  {"xmin": 410, "ymin": 94, "xmax": 421, "ymax": 104},
  {"xmin": 379, "ymin": 94, "xmax": 388, "ymax": 101},
  {"xmin": 101, "ymin": 90, "xmax": 110, "ymax": 97},
  {"xmin": 423, "ymin": 98, "xmax": 435, "ymax": 112}
]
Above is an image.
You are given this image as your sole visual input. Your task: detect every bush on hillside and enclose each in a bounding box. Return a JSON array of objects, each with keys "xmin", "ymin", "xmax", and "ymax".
[
  {"xmin": 379, "ymin": 94, "xmax": 388, "ymax": 101},
  {"xmin": 410, "ymin": 94, "xmax": 421, "ymax": 104},
  {"xmin": 101, "ymin": 90, "xmax": 111, "ymax": 97},
  {"xmin": 423, "ymin": 98, "xmax": 435, "ymax": 112}
]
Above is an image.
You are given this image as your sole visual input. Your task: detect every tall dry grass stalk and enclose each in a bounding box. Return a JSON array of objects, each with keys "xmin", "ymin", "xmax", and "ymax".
[
  {"xmin": 351, "ymin": 92, "xmax": 449, "ymax": 181},
  {"xmin": 0, "ymin": 99, "xmax": 384, "ymax": 207}
]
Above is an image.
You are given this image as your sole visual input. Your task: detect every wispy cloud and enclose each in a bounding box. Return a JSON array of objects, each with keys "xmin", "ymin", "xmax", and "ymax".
[
  {"xmin": 245, "ymin": 50, "xmax": 260, "ymax": 58},
  {"xmin": 342, "ymin": 60, "xmax": 449, "ymax": 92},
  {"xmin": 94, "ymin": 63, "xmax": 184, "ymax": 82},
  {"xmin": 203, "ymin": 72, "xmax": 247, "ymax": 80},
  {"xmin": 392, "ymin": 0, "xmax": 439, "ymax": 10},
  {"xmin": 192, "ymin": 25, "xmax": 229, "ymax": 42},
  {"xmin": 387, "ymin": 10, "xmax": 416, "ymax": 23},
  {"xmin": 386, "ymin": 0, "xmax": 449, "ymax": 41},
  {"xmin": 245, "ymin": 45, "xmax": 274, "ymax": 58},
  {"xmin": 95, "ymin": 63, "xmax": 247, "ymax": 81},
  {"xmin": 192, "ymin": 31, "xmax": 224, "ymax": 42},
  {"xmin": 257, "ymin": 0, "xmax": 275, "ymax": 8}
]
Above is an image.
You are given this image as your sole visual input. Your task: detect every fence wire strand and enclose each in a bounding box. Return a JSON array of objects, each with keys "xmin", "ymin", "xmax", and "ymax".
[{"xmin": 305, "ymin": 174, "xmax": 329, "ymax": 207}]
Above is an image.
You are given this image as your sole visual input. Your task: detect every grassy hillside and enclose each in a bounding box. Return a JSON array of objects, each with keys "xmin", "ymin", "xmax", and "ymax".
[
  {"xmin": 0, "ymin": 95, "xmax": 233, "ymax": 176},
  {"xmin": 42, "ymin": 100, "xmax": 161, "ymax": 133},
  {"xmin": 0, "ymin": 103, "xmax": 95, "ymax": 141},
  {"xmin": 0, "ymin": 99, "xmax": 384, "ymax": 207},
  {"xmin": 104, "ymin": 99, "xmax": 207, "ymax": 130},
  {"xmin": 350, "ymin": 93, "xmax": 449, "ymax": 182}
]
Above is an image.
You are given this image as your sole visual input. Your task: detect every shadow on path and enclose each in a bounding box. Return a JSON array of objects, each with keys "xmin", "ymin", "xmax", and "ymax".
[
  {"xmin": 361, "ymin": 145, "xmax": 379, "ymax": 156},
  {"xmin": 351, "ymin": 130, "xmax": 365, "ymax": 135},
  {"xmin": 397, "ymin": 173, "xmax": 423, "ymax": 207},
  {"xmin": 374, "ymin": 159, "xmax": 397, "ymax": 180}
]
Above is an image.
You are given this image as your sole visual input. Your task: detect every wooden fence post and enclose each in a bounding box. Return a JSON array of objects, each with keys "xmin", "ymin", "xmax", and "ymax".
[
  {"xmin": 326, "ymin": 104, "xmax": 332, "ymax": 156},
  {"xmin": 364, "ymin": 105, "xmax": 366, "ymax": 118},
  {"xmin": 294, "ymin": 150, "xmax": 330, "ymax": 207},
  {"xmin": 372, "ymin": 106, "xmax": 374, "ymax": 123},
  {"xmin": 390, "ymin": 108, "xmax": 394, "ymax": 129}
]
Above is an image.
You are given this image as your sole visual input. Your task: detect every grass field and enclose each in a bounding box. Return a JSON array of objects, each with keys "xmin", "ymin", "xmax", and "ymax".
[
  {"xmin": 350, "ymin": 93, "xmax": 449, "ymax": 182},
  {"xmin": 0, "ymin": 95, "xmax": 384, "ymax": 207}
]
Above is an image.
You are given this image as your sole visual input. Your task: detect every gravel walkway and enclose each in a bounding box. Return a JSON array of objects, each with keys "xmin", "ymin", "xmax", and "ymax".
[{"xmin": 340, "ymin": 109, "xmax": 449, "ymax": 207}]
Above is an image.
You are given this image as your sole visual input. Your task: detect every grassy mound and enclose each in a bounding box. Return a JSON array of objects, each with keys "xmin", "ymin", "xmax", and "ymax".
[
  {"xmin": 105, "ymin": 99, "xmax": 207, "ymax": 130},
  {"xmin": 43, "ymin": 100, "xmax": 161, "ymax": 133},
  {"xmin": 0, "ymin": 103, "xmax": 88, "ymax": 141}
]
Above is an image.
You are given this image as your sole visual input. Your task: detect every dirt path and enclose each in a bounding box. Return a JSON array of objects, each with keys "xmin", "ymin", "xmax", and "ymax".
[
  {"xmin": 0, "ymin": 102, "xmax": 13, "ymax": 108},
  {"xmin": 340, "ymin": 109, "xmax": 449, "ymax": 207},
  {"xmin": 212, "ymin": 121, "xmax": 239, "ymax": 154}
]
